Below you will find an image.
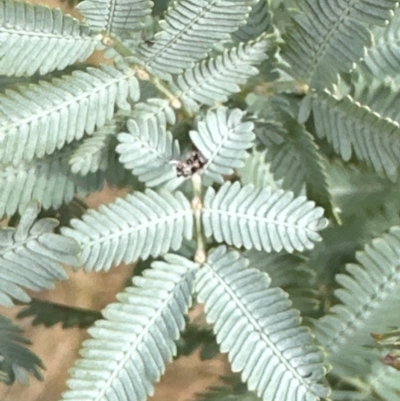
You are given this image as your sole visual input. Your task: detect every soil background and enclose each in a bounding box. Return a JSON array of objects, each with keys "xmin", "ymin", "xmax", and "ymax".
[{"xmin": 0, "ymin": 2, "xmax": 229, "ymax": 398}]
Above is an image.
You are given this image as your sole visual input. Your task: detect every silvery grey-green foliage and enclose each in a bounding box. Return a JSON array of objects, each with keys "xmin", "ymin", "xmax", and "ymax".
[
  {"xmin": 369, "ymin": 363, "xmax": 400, "ymax": 401},
  {"xmin": 0, "ymin": 0, "xmax": 100, "ymax": 76},
  {"xmin": 69, "ymin": 119, "xmax": 121, "ymax": 175},
  {"xmin": 189, "ymin": 107, "xmax": 255, "ymax": 184},
  {"xmin": 312, "ymin": 91, "xmax": 400, "ymax": 181},
  {"xmin": 62, "ymin": 189, "xmax": 193, "ymax": 271},
  {"xmin": 2, "ymin": 0, "xmax": 400, "ymax": 400},
  {"xmin": 360, "ymin": 7, "xmax": 400, "ymax": 79},
  {"xmin": 255, "ymin": 110, "xmax": 335, "ymax": 220},
  {"xmin": 60, "ymin": 254, "xmax": 198, "ymax": 401},
  {"xmin": 314, "ymin": 227, "xmax": 400, "ymax": 379},
  {"xmin": 232, "ymin": 0, "xmax": 271, "ymax": 42},
  {"xmin": 77, "ymin": 0, "xmax": 152, "ymax": 36},
  {"xmin": 243, "ymin": 249, "xmax": 319, "ymax": 314},
  {"xmin": 132, "ymin": 98, "xmax": 177, "ymax": 125},
  {"xmin": 0, "ymin": 65, "xmax": 139, "ymax": 165},
  {"xmin": 202, "ymin": 181, "xmax": 327, "ymax": 253},
  {"xmin": 353, "ymin": 80, "xmax": 400, "ymax": 125},
  {"xmin": 0, "ymin": 202, "xmax": 78, "ymax": 307},
  {"xmin": 281, "ymin": 0, "xmax": 397, "ymax": 89},
  {"xmin": 116, "ymin": 116, "xmax": 180, "ymax": 187},
  {"xmin": 238, "ymin": 148, "xmax": 282, "ymax": 189},
  {"xmin": 0, "ymin": 145, "xmax": 105, "ymax": 217},
  {"xmin": 170, "ymin": 39, "xmax": 270, "ymax": 112},
  {"xmin": 131, "ymin": 0, "xmax": 258, "ymax": 78},
  {"xmin": 196, "ymin": 247, "xmax": 329, "ymax": 401}
]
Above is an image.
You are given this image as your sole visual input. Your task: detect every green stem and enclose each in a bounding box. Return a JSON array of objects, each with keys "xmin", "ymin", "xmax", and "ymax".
[
  {"xmin": 108, "ymin": 36, "xmax": 182, "ymax": 109},
  {"xmin": 152, "ymin": 77, "xmax": 182, "ymax": 109},
  {"xmin": 106, "ymin": 36, "xmax": 135, "ymax": 58},
  {"xmin": 254, "ymin": 80, "xmax": 310, "ymax": 96},
  {"xmin": 192, "ymin": 173, "xmax": 206, "ymax": 264}
]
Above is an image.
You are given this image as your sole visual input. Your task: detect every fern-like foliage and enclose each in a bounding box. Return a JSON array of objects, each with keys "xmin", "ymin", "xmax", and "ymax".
[
  {"xmin": 295, "ymin": 135, "xmax": 335, "ymax": 220},
  {"xmin": 132, "ymin": 0, "xmax": 257, "ymax": 78},
  {"xmin": 69, "ymin": 120, "xmax": 120, "ymax": 175},
  {"xmin": 0, "ymin": 314, "xmax": 44, "ymax": 384},
  {"xmin": 170, "ymin": 39, "xmax": 269, "ymax": 112},
  {"xmin": 232, "ymin": 0, "xmax": 271, "ymax": 43},
  {"xmin": 202, "ymin": 181, "xmax": 328, "ymax": 253},
  {"xmin": 4, "ymin": 0, "xmax": 399, "ymax": 396},
  {"xmin": 257, "ymin": 114, "xmax": 336, "ymax": 220},
  {"xmin": 132, "ymin": 98, "xmax": 177, "ymax": 125},
  {"xmin": 116, "ymin": 116, "xmax": 180, "ymax": 187},
  {"xmin": 0, "ymin": 202, "xmax": 78, "ymax": 307},
  {"xmin": 246, "ymin": 94, "xmax": 305, "ymax": 194},
  {"xmin": 60, "ymin": 254, "xmax": 198, "ymax": 401},
  {"xmin": 237, "ymin": 149, "xmax": 282, "ymax": 190},
  {"xmin": 360, "ymin": 8, "xmax": 400, "ymax": 79},
  {"xmin": 281, "ymin": 0, "xmax": 397, "ymax": 88},
  {"xmin": 256, "ymin": 124, "xmax": 305, "ymax": 194},
  {"xmin": 243, "ymin": 250, "xmax": 319, "ymax": 315},
  {"xmin": 17, "ymin": 298, "xmax": 101, "ymax": 329},
  {"xmin": 353, "ymin": 81, "xmax": 400, "ymax": 125},
  {"xmin": 62, "ymin": 189, "xmax": 193, "ymax": 271},
  {"xmin": 190, "ymin": 107, "xmax": 254, "ymax": 184},
  {"xmin": 0, "ymin": 146, "xmax": 105, "ymax": 217},
  {"xmin": 314, "ymin": 226, "xmax": 400, "ymax": 379},
  {"xmin": 77, "ymin": 0, "xmax": 152, "ymax": 35},
  {"xmin": 324, "ymin": 159, "xmax": 396, "ymax": 221},
  {"xmin": 369, "ymin": 362, "xmax": 400, "ymax": 401},
  {"xmin": 312, "ymin": 90, "xmax": 400, "ymax": 180},
  {"xmin": 196, "ymin": 246, "xmax": 329, "ymax": 401},
  {"xmin": 0, "ymin": 65, "xmax": 139, "ymax": 165},
  {"xmin": 0, "ymin": 0, "xmax": 100, "ymax": 77}
]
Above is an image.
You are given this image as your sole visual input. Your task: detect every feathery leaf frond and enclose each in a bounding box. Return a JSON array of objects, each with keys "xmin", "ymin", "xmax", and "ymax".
[
  {"xmin": 368, "ymin": 363, "xmax": 400, "ymax": 401},
  {"xmin": 62, "ymin": 189, "xmax": 193, "ymax": 271},
  {"xmin": 256, "ymin": 124, "xmax": 304, "ymax": 195},
  {"xmin": 190, "ymin": 107, "xmax": 255, "ymax": 184},
  {"xmin": 243, "ymin": 251, "xmax": 311, "ymax": 288},
  {"xmin": 325, "ymin": 159, "xmax": 396, "ymax": 220},
  {"xmin": 243, "ymin": 250, "xmax": 319, "ymax": 315},
  {"xmin": 281, "ymin": 0, "xmax": 397, "ymax": 88},
  {"xmin": 314, "ymin": 226, "xmax": 400, "ymax": 379},
  {"xmin": 237, "ymin": 149, "xmax": 282, "ymax": 190},
  {"xmin": 0, "ymin": 314, "xmax": 44, "ymax": 384},
  {"xmin": 232, "ymin": 0, "xmax": 271, "ymax": 42},
  {"xmin": 196, "ymin": 246, "xmax": 329, "ymax": 401},
  {"xmin": 360, "ymin": 8, "xmax": 400, "ymax": 79},
  {"xmin": 61, "ymin": 254, "xmax": 198, "ymax": 401},
  {"xmin": 132, "ymin": 0, "xmax": 257, "ymax": 78},
  {"xmin": 116, "ymin": 117, "xmax": 180, "ymax": 187},
  {"xmin": 0, "ymin": 202, "xmax": 78, "ymax": 307},
  {"xmin": 353, "ymin": 81, "xmax": 400, "ymax": 125},
  {"xmin": 0, "ymin": 146, "xmax": 104, "ymax": 218},
  {"xmin": 170, "ymin": 39, "xmax": 269, "ymax": 112},
  {"xmin": 312, "ymin": 90, "xmax": 400, "ymax": 180},
  {"xmin": 69, "ymin": 121, "xmax": 119, "ymax": 175},
  {"xmin": 257, "ymin": 114, "xmax": 336, "ymax": 220},
  {"xmin": 0, "ymin": 65, "xmax": 139, "ymax": 166},
  {"xmin": 202, "ymin": 182, "xmax": 328, "ymax": 253},
  {"xmin": 77, "ymin": 0, "xmax": 152, "ymax": 35},
  {"xmin": 132, "ymin": 98, "xmax": 177, "ymax": 126},
  {"xmin": 0, "ymin": 0, "xmax": 99, "ymax": 77}
]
